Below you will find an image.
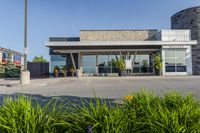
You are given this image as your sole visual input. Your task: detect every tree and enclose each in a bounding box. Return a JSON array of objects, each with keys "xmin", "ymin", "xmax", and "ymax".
[{"xmin": 32, "ymin": 56, "xmax": 47, "ymax": 63}]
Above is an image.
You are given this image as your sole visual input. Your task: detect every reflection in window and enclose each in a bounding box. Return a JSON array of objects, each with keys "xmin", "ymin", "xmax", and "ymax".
[
  {"xmin": 98, "ymin": 55, "xmax": 118, "ymax": 74},
  {"xmin": 83, "ymin": 55, "xmax": 96, "ymax": 74},
  {"xmin": 131, "ymin": 54, "xmax": 153, "ymax": 73},
  {"xmin": 51, "ymin": 55, "xmax": 66, "ymax": 73},
  {"xmin": 165, "ymin": 49, "xmax": 186, "ymax": 72}
]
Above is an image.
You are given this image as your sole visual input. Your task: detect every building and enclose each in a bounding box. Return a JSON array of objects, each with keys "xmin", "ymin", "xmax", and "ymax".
[
  {"xmin": 46, "ymin": 29, "xmax": 197, "ymax": 76},
  {"xmin": 171, "ymin": 6, "xmax": 200, "ymax": 75},
  {"xmin": 0, "ymin": 47, "xmax": 22, "ymax": 66}
]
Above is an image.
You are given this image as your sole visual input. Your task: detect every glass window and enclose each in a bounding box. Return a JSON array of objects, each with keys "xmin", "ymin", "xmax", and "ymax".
[
  {"xmin": 83, "ymin": 55, "xmax": 96, "ymax": 74},
  {"xmin": 51, "ymin": 55, "xmax": 66, "ymax": 73},
  {"xmin": 97, "ymin": 55, "xmax": 118, "ymax": 74},
  {"xmin": 14, "ymin": 54, "xmax": 21, "ymax": 61},
  {"xmin": 2, "ymin": 52, "xmax": 9, "ymax": 60},
  {"xmin": 130, "ymin": 54, "xmax": 153, "ymax": 73},
  {"xmin": 165, "ymin": 49, "xmax": 186, "ymax": 72}
]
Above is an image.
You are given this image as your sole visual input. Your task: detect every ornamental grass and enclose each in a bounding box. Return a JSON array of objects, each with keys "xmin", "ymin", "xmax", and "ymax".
[{"xmin": 0, "ymin": 90, "xmax": 199, "ymax": 133}]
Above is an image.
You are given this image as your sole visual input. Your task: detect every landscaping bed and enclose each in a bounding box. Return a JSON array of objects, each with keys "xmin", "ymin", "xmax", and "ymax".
[{"xmin": 0, "ymin": 90, "xmax": 199, "ymax": 133}]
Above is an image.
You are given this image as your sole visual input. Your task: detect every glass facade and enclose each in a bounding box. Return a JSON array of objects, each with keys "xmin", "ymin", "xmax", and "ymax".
[
  {"xmin": 82, "ymin": 55, "xmax": 96, "ymax": 74},
  {"xmin": 131, "ymin": 54, "xmax": 153, "ymax": 73},
  {"xmin": 82, "ymin": 54, "xmax": 153, "ymax": 74},
  {"xmin": 50, "ymin": 55, "xmax": 66, "ymax": 73},
  {"xmin": 165, "ymin": 49, "xmax": 186, "ymax": 72},
  {"xmin": 98, "ymin": 55, "xmax": 119, "ymax": 74}
]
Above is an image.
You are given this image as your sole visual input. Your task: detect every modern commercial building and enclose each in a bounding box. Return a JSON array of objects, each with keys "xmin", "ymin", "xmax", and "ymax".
[
  {"xmin": 47, "ymin": 29, "xmax": 197, "ymax": 76},
  {"xmin": 171, "ymin": 6, "xmax": 200, "ymax": 75},
  {"xmin": 0, "ymin": 47, "xmax": 22, "ymax": 66}
]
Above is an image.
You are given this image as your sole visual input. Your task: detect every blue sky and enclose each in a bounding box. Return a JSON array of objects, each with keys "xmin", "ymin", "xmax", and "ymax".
[{"xmin": 0, "ymin": 0, "xmax": 199, "ymax": 61}]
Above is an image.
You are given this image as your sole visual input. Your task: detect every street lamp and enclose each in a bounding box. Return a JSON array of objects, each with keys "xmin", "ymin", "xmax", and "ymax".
[{"xmin": 20, "ymin": 0, "xmax": 30, "ymax": 84}]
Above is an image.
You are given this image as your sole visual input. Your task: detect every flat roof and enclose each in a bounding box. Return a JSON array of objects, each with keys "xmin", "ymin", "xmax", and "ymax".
[{"xmin": 0, "ymin": 47, "xmax": 22, "ymax": 55}]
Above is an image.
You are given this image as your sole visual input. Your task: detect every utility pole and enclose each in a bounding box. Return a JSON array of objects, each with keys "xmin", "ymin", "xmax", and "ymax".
[
  {"xmin": 24, "ymin": 0, "xmax": 28, "ymax": 71},
  {"xmin": 20, "ymin": 0, "xmax": 30, "ymax": 84}
]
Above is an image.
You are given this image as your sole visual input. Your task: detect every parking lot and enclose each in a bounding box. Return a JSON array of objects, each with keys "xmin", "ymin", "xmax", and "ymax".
[{"xmin": 0, "ymin": 76, "xmax": 199, "ymax": 101}]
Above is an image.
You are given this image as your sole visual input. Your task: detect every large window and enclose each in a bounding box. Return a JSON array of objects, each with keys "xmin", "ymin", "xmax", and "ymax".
[
  {"xmin": 98, "ymin": 55, "xmax": 118, "ymax": 74},
  {"xmin": 2, "ymin": 52, "xmax": 9, "ymax": 62},
  {"xmin": 83, "ymin": 55, "xmax": 96, "ymax": 74},
  {"xmin": 51, "ymin": 55, "xmax": 66, "ymax": 73},
  {"xmin": 131, "ymin": 54, "xmax": 153, "ymax": 73},
  {"xmin": 13, "ymin": 54, "xmax": 21, "ymax": 64},
  {"xmin": 165, "ymin": 49, "xmax": 186, "ymax": 72}
]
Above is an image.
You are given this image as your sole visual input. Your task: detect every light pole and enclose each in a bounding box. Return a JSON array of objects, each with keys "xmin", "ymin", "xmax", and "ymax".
[{"xmin": 20, "ymin": 0, "xmax": 30, "ymax": 84}]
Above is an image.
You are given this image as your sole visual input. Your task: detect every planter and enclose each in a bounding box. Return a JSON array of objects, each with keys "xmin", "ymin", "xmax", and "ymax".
[
  {"xmin": 62, "ymin": 72, "xmax": 67, "ymax": 77},
  {"xmin": 118, "ymin": 70, "xmax": 126, "ymax": 76},
  {"xmin": 76, "ymin": 69, "xmax": 82, "ymax": 78},
  {"xmin": 71, "ymin": 72, "xmax": 75, "ymax": 77},
  {"xmin": 155, "ymin": 70, "xmax": 161, "ymax": 76},
  {"xmin": 54, "ymin": 73, "xmax": 59, "ymax": 77}
]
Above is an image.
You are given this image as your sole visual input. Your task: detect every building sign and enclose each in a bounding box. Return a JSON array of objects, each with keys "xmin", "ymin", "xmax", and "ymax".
[
  {"xmin": 125, "ymin": 60, "xmax": 132, "ymax": 70},
  {"xmin": 164, "ymin": 45, "xmax": 185, "ymax": 49}
]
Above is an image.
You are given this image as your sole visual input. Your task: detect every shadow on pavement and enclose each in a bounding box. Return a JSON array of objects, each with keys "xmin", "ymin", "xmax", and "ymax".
[{"xmin": 0, "ymin": 93, "xmax": 120, "ymax": 107}]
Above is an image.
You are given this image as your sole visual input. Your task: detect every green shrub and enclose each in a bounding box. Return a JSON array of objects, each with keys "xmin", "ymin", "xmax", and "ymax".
[
  {"xmin": 0, "ymin": 64, "xmax": 5, "ymax": 78},
  {"xmin": 5, "ymin": 62, "xmax": 20, "ymax": 78},
  {"xmin": 122, "ymin": 90, "xmax": 200, "ymax": 132},
  {"xmin": 0, "ymin": 91, "xmax": 199, "ymax": 132},
  {"xmin": 0, "ymin": 96, "xmax": 67, "ymax": 133}
]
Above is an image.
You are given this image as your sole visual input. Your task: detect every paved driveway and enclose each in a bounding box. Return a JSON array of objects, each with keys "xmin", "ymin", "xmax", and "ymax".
[{"xmin": 0, "ymin": 76, "xmax": 200, "ymax": 100}]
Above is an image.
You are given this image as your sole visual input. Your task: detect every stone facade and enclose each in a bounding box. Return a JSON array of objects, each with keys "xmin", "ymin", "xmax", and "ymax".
[
  {"xmin": 80, "ymin": 30, "xmax": 158, "ymax": 41},
  {"xmin": 171, "ymin": 6, "xmax": 200, "ymax": 75}
]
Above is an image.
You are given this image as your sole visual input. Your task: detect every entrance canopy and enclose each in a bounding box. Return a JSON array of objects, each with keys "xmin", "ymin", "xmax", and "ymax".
[{"xmin": 46, "ymin": 41, "xmax": 197, "ymax": 53}]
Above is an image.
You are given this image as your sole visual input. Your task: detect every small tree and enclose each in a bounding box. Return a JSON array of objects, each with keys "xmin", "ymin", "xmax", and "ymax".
[
  {"xmin": 154, "ymin": 54, "xmax": 162, "ymax": 75},
  {"xmin": 32, "ymin": 56, "xmax": 47, "ymax": 63}
]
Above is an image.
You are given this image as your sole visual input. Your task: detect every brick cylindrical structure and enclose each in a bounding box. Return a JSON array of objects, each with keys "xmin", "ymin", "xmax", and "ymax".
[{"xmin": 171, "ymin": 6, "xmax": 200, "ymax": 75}]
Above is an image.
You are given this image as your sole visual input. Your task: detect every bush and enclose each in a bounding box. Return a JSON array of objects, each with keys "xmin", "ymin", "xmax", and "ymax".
[
  {"xmin": 0, "ymin": 96, "xmax": 67, "ymax": 133},
  {"xmin": 0, "ymin": 64, "xmax": 5, "ymax": 78},
  {"xmin": 0, "ymin": 91, "xmax": 199, "ymax": 132},
  {"xmin": 5, "ymin": 62, "xmax": 20, "ymax": 78}
]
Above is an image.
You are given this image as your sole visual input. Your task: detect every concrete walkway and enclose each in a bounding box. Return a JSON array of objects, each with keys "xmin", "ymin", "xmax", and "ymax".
[{"xmin": 0, "ymin": 76, "xmax": 199, "ymax": 100}]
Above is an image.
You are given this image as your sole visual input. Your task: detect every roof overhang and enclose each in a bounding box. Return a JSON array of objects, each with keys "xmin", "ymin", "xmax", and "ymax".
[
  {"xmin": 46, "ymin": 41, "xmax": 197, "ymax": 53},
  {"xmin": 46, "ymin": 40, "xmax": 197, "ymax": 47}
]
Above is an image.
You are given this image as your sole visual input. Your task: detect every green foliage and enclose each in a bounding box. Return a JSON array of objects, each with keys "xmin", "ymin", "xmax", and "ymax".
[
  {"xmin": 154, "ymin": 54, "xmax": 162, "ymax": 71},
  {"xmin": 142, "ymin": 60, "xmax": 148, "ymax": 67},
  {"xmin": 0, "ymin": 96, "xmax": 66, "ymax": 133},
  {"xmin": 69, "ymin": 65, "xmax": 75, "ymax": 73},
  {"xmin": 0, "ymin": 91, "xmax": 199, "ymax": 132},
  {"xmin": 32, "ymin": 56, "xmax": 47, "ymax": 63},
  {"xmin": 0, "ymin": 64, "xmax": 5, "ymax": 77},
  {"xmin": 5, "ymin": 62, "xmax": 20, "ymax": 78},
  {"xmin": 115, "ymin": 58, "xmax": 125, "ymax": 71}
]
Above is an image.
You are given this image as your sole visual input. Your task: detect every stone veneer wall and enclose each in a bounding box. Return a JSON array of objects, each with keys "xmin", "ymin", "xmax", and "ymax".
[
  {"xmin": 171, "ymin": 6, "xmax": 200, "ymax": 75},
  {"xmin": 80, "ymin": 30, "xmax": 158, "ymax": 41}
]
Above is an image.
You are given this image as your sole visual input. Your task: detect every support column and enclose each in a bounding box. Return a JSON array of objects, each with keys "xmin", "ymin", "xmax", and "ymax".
[
  {"xmin": 70, "ymin": 53, "xmax": 76, "ymax": 71},
  {"xmin": 77, "ymin": 52, "xmax": 83, "ymax": 77},
  {"xmin": 96, "ymin": 54, "xmax": 98, "ymax": 75},
  {"xmin": 131, "ymin": 51, "xmax": 137, "ymax": 74},
  {"xmin": 186, "ymin": 46, "xmax": 193, "ymax": 75}
]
